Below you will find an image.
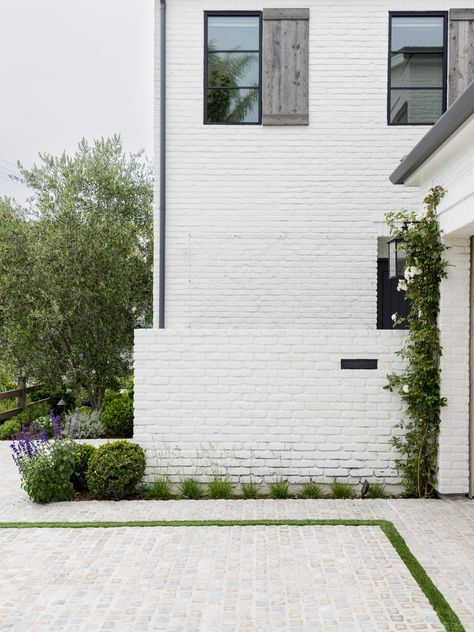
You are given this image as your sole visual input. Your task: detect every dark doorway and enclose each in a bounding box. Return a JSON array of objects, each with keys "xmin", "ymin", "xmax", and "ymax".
[{"xmin": 377, "ymin": 258, "xmax": 410, "ymax": 329}]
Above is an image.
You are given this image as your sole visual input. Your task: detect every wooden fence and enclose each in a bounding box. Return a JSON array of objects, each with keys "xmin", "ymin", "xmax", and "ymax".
[{"xmin": 0, "ymin": 378, "xmax": 46, "ymax": 423}]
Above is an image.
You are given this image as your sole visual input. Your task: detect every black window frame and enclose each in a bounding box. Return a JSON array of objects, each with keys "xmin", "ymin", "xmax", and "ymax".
[
  {"xmin": 387, "ymin": 11, "xmax": 448, "ymax": 126},
  {"xmin": 204, "ymin": 10, "xmax": 263, "ymax": 125}
]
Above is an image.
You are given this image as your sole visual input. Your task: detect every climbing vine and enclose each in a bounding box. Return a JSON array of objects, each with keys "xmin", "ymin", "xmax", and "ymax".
[{"xmin": 385, "ymin": 186, "xmax": 448, "ymax": 498}]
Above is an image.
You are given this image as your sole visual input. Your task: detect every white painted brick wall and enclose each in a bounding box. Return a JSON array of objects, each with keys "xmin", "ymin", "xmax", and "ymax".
[
  {"xmin": 436, "ymin": 241, "xmax": 470, "ymax": 494},
  {"xmin": 154, "ymin": 0, "xmax": 455, "ymax": 329},
  {"xmin": 140, "ymin": 0, "xmax": 472, "ymax": 491},
  {"xmin": 135, "ymin": 328, "xmax": 406, "ymax": 484}
]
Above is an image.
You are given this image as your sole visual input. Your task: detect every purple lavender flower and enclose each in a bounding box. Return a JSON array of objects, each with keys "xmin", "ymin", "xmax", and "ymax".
[{"xmin": 51, "ymin": 413, "xmax": 62, "ymax": 438}]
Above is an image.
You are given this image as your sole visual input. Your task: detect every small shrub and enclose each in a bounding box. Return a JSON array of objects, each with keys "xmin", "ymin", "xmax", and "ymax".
[
  {"xmin": 86, "ymin": 440, "xmax": 146, "ymax": 500},
  {"xmin": 367, "ymin": 483, "xmax": 388, "ymax": 499},
  {"xmin": 180, "ymin": 477, "xmax": 203, "ymax": 499},
  {"xmin": 71, "ymin": 443, "xmax": 96, "ymax": 492},
  {"xmin": 0, "ymin": 417, "xmax": 22, "ymax": 440},
  {"xmin": 28, "ymin": 388, "xmax": 50, "ymax": 403},
  {"xmin": 143, "ymin": 477, "xmax": 172, "ymax": 500},
  {"xmin": 101, "ymin": 394, "xmax": 133, "ymax": 437},
  {"xmin": 208, "ymin": 476, "xmax": 232, "ymax": 499},
  {"xmin": 330, "ymin": 480, "xmax": 353, "ymax": 499},
  {"xmin": 269, "ymin": 478, "xmax": 289, "ymax": 499},
  {"xmin": 241, "ymin": 481, "xmax": 258, "ymax": 499},
  {"xmin": 302, "ymin": 481, "xmax": 324, "ymax": 499},
  {"xmin": 11, "ymin": 435, "xmax": 75, "ymax": 504},
  {"xmin": 16, "ymin": 401, "xmax": 50, "ymax": 425},
  {"xmin": 64, "ymin": 408, "xmax": 105, "ymax": 439}
]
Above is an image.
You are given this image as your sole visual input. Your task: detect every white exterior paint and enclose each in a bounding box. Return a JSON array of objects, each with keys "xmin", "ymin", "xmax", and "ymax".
[
  {"xmin": 135, "ymin": 329, "xmax": 405, "ymax": 485},
  {"xmin": 134, "ymin": 0, "xmax": 473, "ymax": 490},
  {"xmin": 400, "ymin": 111, "xmax": 474, "ymax": 495}
]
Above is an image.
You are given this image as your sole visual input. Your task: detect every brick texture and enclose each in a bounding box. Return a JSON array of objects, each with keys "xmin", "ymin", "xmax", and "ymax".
[
  {"xmin": 154, "ymin": 0, "xmax": 453, "ymax": 329},
  {"xmin": 138, "ymin": 0, "xmax": 470, "ymax": 489},
  {"xmin": 135, "ymin": 329, "xmax": 405, "ymax": 484}
]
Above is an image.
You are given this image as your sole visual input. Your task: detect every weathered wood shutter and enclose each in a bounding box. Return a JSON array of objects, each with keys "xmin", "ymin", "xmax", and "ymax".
[
  {"xmin": 449, "ymin": 9, "xmax": 474, "ymax": 105},
  {"xmin": 262, "ymin": 8, "xmax": 309, "ymax": 125}
]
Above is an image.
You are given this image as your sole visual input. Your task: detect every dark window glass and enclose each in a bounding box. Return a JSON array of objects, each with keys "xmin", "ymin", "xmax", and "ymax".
[
  {"xmin": 388, "ymin": 14, "xmax": 446, "ymax": 125},
  {"xmin": 205, "ymin": 14, "xmax": 261, "ymax": 124}
]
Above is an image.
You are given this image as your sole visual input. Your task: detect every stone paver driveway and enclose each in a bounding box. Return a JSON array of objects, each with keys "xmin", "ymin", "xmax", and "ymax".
[{"xmin": 0, "ymin": 444, "xmax": 473, "ymax": 631}]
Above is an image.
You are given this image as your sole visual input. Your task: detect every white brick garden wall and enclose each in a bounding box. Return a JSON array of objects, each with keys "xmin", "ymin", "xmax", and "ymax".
[{"xmin": 134, "ymin": 328, "xmax": 406, "ymax": 485}]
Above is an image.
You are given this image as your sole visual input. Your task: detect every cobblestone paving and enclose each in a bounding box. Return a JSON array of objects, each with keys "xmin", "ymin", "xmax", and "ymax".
[
  {"xmin": 0, "ymin": 525, "xmax": 443, "ymax": 632},
  {"xmin": 0, "ymin": 444, "xmax": 473, "ymax": 631}
]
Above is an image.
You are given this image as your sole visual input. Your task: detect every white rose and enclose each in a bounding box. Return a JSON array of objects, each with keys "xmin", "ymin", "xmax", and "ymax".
[
  {"xmin": 402, "ymin": 384, "xmax": 409, "ymax": 394},
  {"xmin": 397, "ymin": 280, "xmax": 408, "ymax": 292},
  {"xmin": 391, "ymin": 313, "xmax": 397, "ymax": 322}
]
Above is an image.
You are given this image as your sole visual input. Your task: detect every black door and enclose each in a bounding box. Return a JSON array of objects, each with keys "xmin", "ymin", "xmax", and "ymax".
[{"xmin": 377, "ymin": 258, "xmax": 410, "ymax": 329}]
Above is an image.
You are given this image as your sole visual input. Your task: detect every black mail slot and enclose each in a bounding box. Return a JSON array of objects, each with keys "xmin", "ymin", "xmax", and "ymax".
[{"xmin": 341, "ymin": 359, "xmax": 378, "ymax": 370}]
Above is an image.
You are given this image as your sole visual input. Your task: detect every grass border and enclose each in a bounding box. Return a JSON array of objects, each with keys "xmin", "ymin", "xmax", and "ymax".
[{"xmin": 0, "ymin": 518, "xmax": 464, "ymax": 632}]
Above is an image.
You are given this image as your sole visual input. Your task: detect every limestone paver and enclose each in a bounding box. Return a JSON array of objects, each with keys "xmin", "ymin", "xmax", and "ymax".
[{"xmin": 0, "ymin": 443, "xmax": 473, "ymax": 630}]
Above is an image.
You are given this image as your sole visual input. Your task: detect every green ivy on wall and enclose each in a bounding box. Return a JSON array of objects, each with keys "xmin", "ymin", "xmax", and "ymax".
[{"xmin": 385, "ymin": 186, "xmax": 448, "ymax": 498}]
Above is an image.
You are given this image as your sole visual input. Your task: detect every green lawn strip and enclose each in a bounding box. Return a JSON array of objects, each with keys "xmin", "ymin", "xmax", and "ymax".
[{"xmin": 0, "ymin": 518, "xmax": 464, "ymax": 632}]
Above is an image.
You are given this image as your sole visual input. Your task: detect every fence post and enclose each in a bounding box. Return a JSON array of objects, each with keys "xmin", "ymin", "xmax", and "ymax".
[{"xmin": 17, "ymin": 375, "xmax": 26, "ymax": 410}]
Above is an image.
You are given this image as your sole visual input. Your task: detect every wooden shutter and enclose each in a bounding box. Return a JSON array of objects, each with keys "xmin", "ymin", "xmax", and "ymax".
[
  {"xmin": 449, "ymin": 9, "xmax": 474, "ymax": 105},
  {"xmin": 262, "ymin": 8, "xmax": 309, "ymax": 125}
]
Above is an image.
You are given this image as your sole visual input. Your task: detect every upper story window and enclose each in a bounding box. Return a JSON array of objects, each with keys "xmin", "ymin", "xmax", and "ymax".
[
  {"xmin": 204, "ymin": 12, "xmax": 262, "ymax": 124},
  {"xmin": 388, "ymin": 12, "xmax": 447, "ymax": 125}
]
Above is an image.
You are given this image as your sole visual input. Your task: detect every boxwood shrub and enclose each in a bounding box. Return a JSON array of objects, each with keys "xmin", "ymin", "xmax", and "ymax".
[
  {"xmin": 101, "ymin": 393, "xmax": 133, "ymax": 437},
  {"xmin": 71, "ymin": 443, "xmax": 96, "ymax": 492},
  {"xmin": 86, "ymin": 440, "xmax": 145, "ymax": 500}
]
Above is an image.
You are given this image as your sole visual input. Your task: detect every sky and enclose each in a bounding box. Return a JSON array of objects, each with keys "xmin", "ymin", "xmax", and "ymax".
[{"xmin": 0, "ymin": 0, "xmax": 154, "ymax": 204}]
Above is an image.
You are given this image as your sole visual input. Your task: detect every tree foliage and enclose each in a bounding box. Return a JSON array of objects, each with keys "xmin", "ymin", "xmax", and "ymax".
[
  {"xmin": 385, "ymin": 186, "xmax": 448, "ymax": 498},
  {"xmin": 0, "ymin": 137, "xmax": 153, "ymax": 409},
  {"xmin": 207, "ymin": 50, "xmax": 258, "ymax": 122}
]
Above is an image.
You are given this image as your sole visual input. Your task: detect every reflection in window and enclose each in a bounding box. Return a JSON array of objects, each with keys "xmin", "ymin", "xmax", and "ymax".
[
  {"xmin": 205, "ymin": 14, "xmax": 261, "ymax": 124},
  {"xmin": 388, "ymin": 14, "xmax": 446, "ymax": 125}
]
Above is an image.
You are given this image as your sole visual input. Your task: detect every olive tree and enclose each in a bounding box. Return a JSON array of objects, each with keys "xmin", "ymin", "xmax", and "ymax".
[{"xmin": 0, "ymin": 137, "xmax": 153, "ymax": 409}]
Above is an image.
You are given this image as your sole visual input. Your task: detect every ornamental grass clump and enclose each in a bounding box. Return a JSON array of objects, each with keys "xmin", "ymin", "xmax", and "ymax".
[
  {"xmin": 143, "ymin": 477, "xmax": 172, "ymax": 500},
  {"xmin": 179, "ymin": 477, "xmax": 203, "ymax": 499},
  {"xmin": 367, "ymin": 483, "xmax": 388, "ymax": 499},
  {"xmin": 10, "ymin": 417, "xmax": 75, "ymax": 504},
  {"xmin": 208, "ymin": 476, "xmax": 232, "ymax": 499},
  {"xmin": 385, "ymin": 187, "xmax": 448, "ymax": 498},
  {"xmin": 330, "ymin": 480, "xmax": 353, "ymax": 499},
  {"xmin": 241, "ymin": 480, "xmax": 258, "ymax": 499},
  {"xmin": 302, "ymin": 481, "xmax": 324, "ymax": 499},
  {"xmin": 269, "ymin": 478, "xmax": 289, "ymax": 499}
]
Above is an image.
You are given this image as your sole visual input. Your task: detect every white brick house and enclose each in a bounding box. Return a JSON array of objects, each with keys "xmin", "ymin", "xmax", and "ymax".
[{"xmin": 134, "ymin": 1, "xmax": 474, "ymax": 494}]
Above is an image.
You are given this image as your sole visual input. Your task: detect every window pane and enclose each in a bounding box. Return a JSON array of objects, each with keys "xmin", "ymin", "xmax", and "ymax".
[
  {"xmin": 390, "ymin": 89, "xmax": 443, "ymax": 124},
  {"xmin": 208, "ymin": 16, "xmax": 259, "ymax": 51},
  {"xmin": 208, "ymin": 52, "xmax": 259, "ymax": 88},
  {"xmin": 207, "ymin": 88, "xmax": 259, "ymax": 123},
  {"xmin": 391, "ymin": 16, "xmax": 444, "ymax": 52},
  {"xmin": 391, "ymin": 52, "xmax": 443, "ymax": 88}
]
